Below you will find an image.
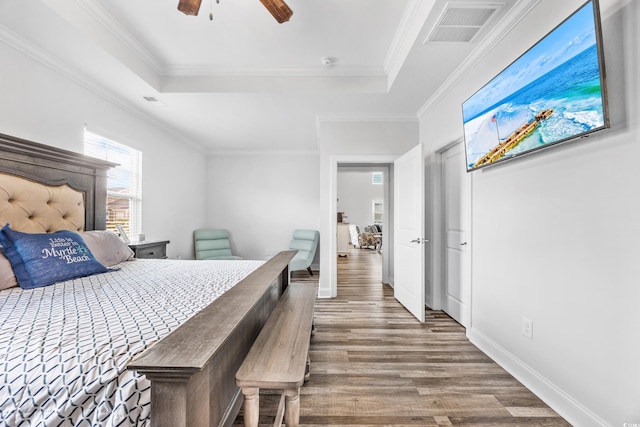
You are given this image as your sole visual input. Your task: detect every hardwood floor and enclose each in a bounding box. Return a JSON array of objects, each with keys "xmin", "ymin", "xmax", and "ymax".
[{"xmin": 234, "ymin": 248, "xmax": 570, "ymax": 426}]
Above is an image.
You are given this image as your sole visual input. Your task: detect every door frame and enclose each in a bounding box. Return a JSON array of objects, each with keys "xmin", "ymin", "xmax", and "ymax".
[{"xmin": 329, "ymin": 155, "xmax": 397, "ymax": 298}]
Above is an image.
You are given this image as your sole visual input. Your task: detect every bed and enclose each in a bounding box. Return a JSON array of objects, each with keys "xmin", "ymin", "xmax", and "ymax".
[{"xmin": 0, "ymin": 132, "xmax": 295, "ymax": 427}]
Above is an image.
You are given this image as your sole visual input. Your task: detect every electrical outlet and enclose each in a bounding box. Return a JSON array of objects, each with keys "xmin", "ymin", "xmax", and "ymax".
[{"xmin": 522, "ymin": 317, "xmax": 533, "ymax": 339}]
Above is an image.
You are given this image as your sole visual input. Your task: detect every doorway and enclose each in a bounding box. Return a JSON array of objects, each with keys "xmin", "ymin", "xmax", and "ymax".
[
  {"xmin": 336, "ymin": 163, "xmax": 390, "ymax": 287},
  {"xmin": 326, "ymin": 144, "xmax": 426, "ymax": 324}
]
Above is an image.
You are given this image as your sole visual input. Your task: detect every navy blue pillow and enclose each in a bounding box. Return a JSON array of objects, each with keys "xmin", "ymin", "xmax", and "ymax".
[{"xmin": 0, "ymin": 224, "xmax": 109, "ymax": 289}]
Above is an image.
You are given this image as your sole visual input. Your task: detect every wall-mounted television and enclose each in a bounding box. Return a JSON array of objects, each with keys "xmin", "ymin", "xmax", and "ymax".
[{"xmin": 462, "ymin": 0, "xmax": 609, "ymax": 172}]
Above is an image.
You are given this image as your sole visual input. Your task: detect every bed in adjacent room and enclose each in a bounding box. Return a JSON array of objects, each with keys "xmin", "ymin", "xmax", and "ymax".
[{"xmin": 0, "ymin": 133, "xmax": 294, "ymax": 427}]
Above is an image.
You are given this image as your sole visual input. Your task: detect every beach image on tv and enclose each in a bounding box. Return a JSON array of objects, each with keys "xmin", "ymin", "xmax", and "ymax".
[{"xmin": 462, "ymin": 1, "xmax": 606, "ymax": 171}]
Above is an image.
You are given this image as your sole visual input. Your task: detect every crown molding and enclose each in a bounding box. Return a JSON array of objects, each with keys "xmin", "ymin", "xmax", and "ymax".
[
  {"xmin": 316, "ymin": 113, "xmax": 418, "ymax": 123},
  {"xmin": 417, "ymin": 0, "xmax": 542, "ymax": 120},
  {"xmin": 162, "ymin": 64, "xmax": 386, "ymax": 78},
  {"xmin": 0, "ymin": 24, "xmax": 206, "ymax": 155},
  {"xmin": 207, "ymin": 149, "xmax": 320, "ymax": 157},
  {"xmin": 0, "ymin": 25, "xmax": 109, "ymax": 102},
  {"xmin": 73, "ymin": 0, "xmax": 165, "ymax": 75},
  {"xmin": 384, "ymin": 0, "xmax": 438, "ymax": 90}
]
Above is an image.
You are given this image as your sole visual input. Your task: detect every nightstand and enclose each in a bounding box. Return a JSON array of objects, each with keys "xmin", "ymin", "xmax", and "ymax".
[{"xmin": 128, "ymin": 240, "xmax": 170, "ymax": 259}]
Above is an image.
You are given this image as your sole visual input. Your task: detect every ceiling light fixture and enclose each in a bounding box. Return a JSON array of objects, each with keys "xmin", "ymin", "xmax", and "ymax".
[{"xmin": 177, "ymin": 0, "xmax": 293, "ymax": 23}]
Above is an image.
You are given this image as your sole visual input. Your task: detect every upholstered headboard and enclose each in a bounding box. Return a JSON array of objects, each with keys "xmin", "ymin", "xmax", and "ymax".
[
  {"xmin": 0, "ymin": 133, "xmax": 116, "ymax": 232},
  {"xmin": 0, "ymin": 173, "xmax": 85, "ymax": 232}
]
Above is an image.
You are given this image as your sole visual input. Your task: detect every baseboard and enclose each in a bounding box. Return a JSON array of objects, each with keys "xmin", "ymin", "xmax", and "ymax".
[
  {"xmin": 467, "ymin": 328, "xmax": 609, "ymax": 427},
  {"xmin": 317, "ymin": 287, "xmax": 333, "ymax": 299}
]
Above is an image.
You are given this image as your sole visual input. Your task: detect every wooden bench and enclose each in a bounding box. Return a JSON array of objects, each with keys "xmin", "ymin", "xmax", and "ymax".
[{"xmin": 235, "ymin": 282, "xmax": 316, "ymax": 427}]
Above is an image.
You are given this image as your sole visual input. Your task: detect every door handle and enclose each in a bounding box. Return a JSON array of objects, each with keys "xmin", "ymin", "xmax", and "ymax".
[
  {"xmin": 461, "ymin": 242, "xmax": 468, "ymax": 246},
  {"xmin": 410, "ymin": 238, "xmax": 429, "ymax": 244}
]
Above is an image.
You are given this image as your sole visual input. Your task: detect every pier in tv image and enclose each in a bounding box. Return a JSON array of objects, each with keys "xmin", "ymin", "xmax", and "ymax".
[{"xmin": 462, "ymin": 0, "xmax": 608, "ymax": 172}]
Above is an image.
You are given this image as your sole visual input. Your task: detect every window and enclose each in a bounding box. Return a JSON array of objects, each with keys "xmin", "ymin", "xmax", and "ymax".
[
  {"xmin": 372, "ymin": 171, "xmax": 383, "ymax": 185},
  {"xmin": 373, "ymin": 200, "xmax": 383, "ymax": 224},
  {"xmin": 84, "ymin": 131, "xmax": 142, "ymax": 238}
]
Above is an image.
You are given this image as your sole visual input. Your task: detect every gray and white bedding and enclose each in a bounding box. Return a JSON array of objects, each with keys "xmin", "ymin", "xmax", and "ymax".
[{"xmin": 0, "ymin": 259, "xmax": 263, "ymax": 427}]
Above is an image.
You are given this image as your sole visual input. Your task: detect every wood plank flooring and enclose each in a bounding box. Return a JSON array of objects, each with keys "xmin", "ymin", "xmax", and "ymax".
[{"xmin": 234, "ymin": 248, "xmax": 570, "ymax": 426}]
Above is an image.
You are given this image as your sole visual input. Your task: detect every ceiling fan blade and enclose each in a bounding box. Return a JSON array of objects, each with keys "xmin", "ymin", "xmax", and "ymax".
[
  {"xmin": 177, "ymin": 0, "xmax": 292, "ymax": 22},
  {"xmin": 177, "ymin": 0, "xmax": 202, "ymax": 16},
  {"xmin": 259, "ymin": 0, "xmax": 293, "ymax": 23}
]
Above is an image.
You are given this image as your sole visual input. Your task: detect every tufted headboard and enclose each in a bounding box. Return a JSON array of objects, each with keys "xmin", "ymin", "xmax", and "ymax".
[{"xmin": 0, "ymin": 133, "xmax": 116, "ymax": 232}]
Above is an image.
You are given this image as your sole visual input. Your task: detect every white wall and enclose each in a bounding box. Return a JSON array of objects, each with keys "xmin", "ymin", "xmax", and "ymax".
[
  {"xmin": 318, "ymin": 120, "xmax": 419, "ymax": 298},
  {"xmin": 0, "ymin": 42, "xmax": 207, "ymax": 259},
  {"xmin": 337, "ymin": 166, "xmax": 386, "ymax": 231},
  {"xmin": 420, "ymin": 0, "xmax": 639, "ymax": 425},
  {"xmin": 205, "ymin": 153, "xmax": 320, "ymax": 263}
]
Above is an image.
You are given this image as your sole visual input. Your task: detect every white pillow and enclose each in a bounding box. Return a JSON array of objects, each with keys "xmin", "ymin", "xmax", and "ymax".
[
  {"xmin": 0, "ymin": 249, "xmax": 18, "ymax": 290},
  {"xmin": 80, "ymin": 230, "xmax": 135, "ymax": 267}
]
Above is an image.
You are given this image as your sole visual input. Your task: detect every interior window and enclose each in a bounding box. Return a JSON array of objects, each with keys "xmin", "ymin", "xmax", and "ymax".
[{"xmin": 372, "ymin": 171, "xmax": 383, "ymax": 185}]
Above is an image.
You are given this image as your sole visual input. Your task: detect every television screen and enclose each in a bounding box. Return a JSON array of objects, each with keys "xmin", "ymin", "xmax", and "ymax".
[{"xmin": 462, "ymin": 0, "xmax": 609, "ymax": 172}]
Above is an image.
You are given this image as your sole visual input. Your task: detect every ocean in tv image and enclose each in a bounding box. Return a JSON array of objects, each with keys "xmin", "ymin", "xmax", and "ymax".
[{"xmin": 462, "ymin": 1, "xmax": 606, "ymax": 170}]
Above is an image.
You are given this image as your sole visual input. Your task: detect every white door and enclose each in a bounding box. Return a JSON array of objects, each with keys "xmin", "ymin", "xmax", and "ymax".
[
  {"xmin": 442, "ymin": 143, "xmax": 471, "ymax": 327},
  {"xmin": 394, "ymin": 144, "xmax": 425, "ymax": 322}
]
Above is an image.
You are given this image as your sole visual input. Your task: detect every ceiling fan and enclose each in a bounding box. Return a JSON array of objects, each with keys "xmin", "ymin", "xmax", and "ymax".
[{"xmin": 177, "ymin": 0, "xmax": 293, "ymax": 23}]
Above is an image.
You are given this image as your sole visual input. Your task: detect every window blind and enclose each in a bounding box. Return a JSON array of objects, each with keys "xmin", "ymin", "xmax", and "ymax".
[{"xmin": 84, "ymin": 131, "xmax": 142, "ymax": 238}]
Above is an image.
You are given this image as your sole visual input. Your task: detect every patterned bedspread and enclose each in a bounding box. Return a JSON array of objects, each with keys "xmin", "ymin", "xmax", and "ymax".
[{"xmin": 0, "ymin": 259, "xmax": 263, "ymax": 427}]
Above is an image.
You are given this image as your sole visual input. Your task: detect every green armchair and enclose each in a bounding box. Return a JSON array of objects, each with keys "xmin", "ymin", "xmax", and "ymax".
[
  {"xmin": 194, "ymin": 229, "xmax": 242, "ymax": 260},
  {"xmin": 288, "ymin": 229, "xmax": 319, "ymax": 275}
]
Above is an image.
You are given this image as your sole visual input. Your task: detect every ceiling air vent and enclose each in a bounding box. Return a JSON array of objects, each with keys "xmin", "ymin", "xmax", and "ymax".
[
  {"xmin": 425, "ymin": 3, "xmax": 502, "ymax": 43},
  {"xmin": 143, "ymin": 96, "xmax": 167, "ymax": 107}
]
